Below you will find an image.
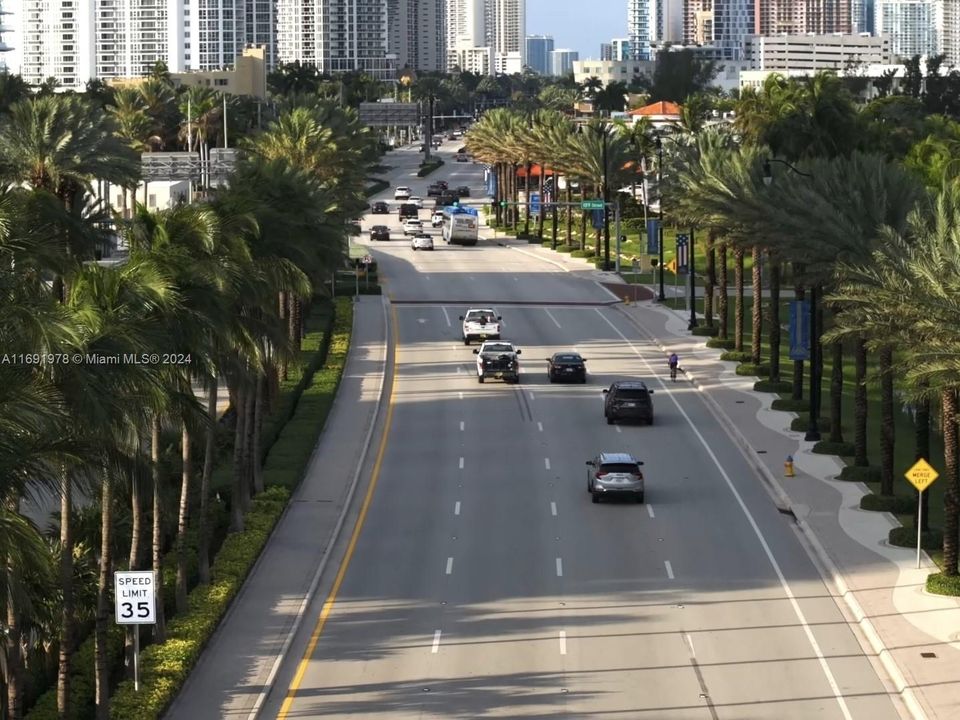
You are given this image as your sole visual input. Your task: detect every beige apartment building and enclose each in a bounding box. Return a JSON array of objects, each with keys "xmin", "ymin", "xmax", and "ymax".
[{"xmin": 109, "ymin": 46, "xmax": 267, "ymax": 99}]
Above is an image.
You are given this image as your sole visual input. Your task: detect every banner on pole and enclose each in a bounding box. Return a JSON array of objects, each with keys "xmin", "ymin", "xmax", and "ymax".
[
  {"xmin": 646, "ymin": 219, "xmax": 660, "ymax": 254},
  {"xmin": 676, "ymin": 234, "xmax": 689, "ymax": 273},
  {"xmin": 788, "ymin": 300, "xmax": 810, "ymax": 360}
]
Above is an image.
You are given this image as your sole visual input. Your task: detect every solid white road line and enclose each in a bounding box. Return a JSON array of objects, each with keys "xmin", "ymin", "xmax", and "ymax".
[
  {"xmin": 544, "ymin": 308, "xmax": 562, "ymax": 329},
  {"xmin": 647, "ymin": 504, "xmax": 655, "ymax": 518},
  {"xmin": 454, "ymin": 501, "xmax": 461, "ymax": 516},
  {"xmin": 459, "ymin": 421, "xmax": 465, "ymax": 431},
  {"xmin": 458, "ymin": 391, "xmax": 463, "ymax": 400},
  {"xmin": 459, "ymin": 457, "xmax": 464, "ymax": 469},
  {"xmin": 684, "ymin": 632, "xmax": 696, "ymax": 658},
  {"xmin": 559, "ymin": 631, "xmax": 567, "ymax": 655},
  {"xmin": 551, "ymin": 501, "xmax": 557, "ymax": 516},
  {"xmin": 527, "ymin": 391, "xmax": 535, "ymax": 400},
  {"xmin": 456, "ymin": 366, "xmax": 463, "ymax": 375},
  {"xmin": 537, "ymin": 421, "xmax": 544, "ymax": 432},
  {"xmin": 595, "ymin": 308, "xmax": 855, "ymax": 720},
  {"xmin": 544, "ymin": 458, "xmax": 551, "ymax": 470},
  {"xmin": 445, "ymin": 557, "xmax": 454, "ymax": 575},
  {"xmin": 432, "ymin": 630, "xmax": 442, "ymax": 654},
  {"xmin": 441, "ymin": 306, "xmax": 451, "ymax": 327},
  {"xmin": 615, "ymin": 425, "xmax": 622, "ymax": 433},
  {"xmin": 556, "ymin": 558, "xmax": 563, "ymax": 577},
  {"xmin": 665, "ymin": 560, "xmax": 674, "ymax": 580}
]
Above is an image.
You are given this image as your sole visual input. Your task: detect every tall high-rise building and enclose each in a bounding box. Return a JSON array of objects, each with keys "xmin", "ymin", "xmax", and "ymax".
[
  {"xmin": 550, "ymin": 48, "xmax": 579, "ymax": 76},
  {"xmin": 685, "ymin": 0, "xmax": 716, "ymax": 45},
  {"xmin": 713, "ymin": 0, "xmax": 754, "ymax": 58},
  {"xmin": 446, "ymin": 0, "xmax": 525, "ymax": 74},
  {"xmin": 943, "ymin": 0, "xmax": 959, "ymax": 65},
  {"xmin": 612, "ymin": 38, "xmax": 632, "ymax": 60},
  {"xmin": 600, "ymin": 42, "xmax": 613, "ymax": 60},
  {"xmin": 276, "ymin": 0, "xmax": 390, "ymax": 78},
  {"xmin": 0, "ymin": 1, "xmax": 12, "ymax": 70},
  {"xmin": 243, "ymin": 0, "xmax": 276, "ymax": 68},
  {"xmin": 22, "ymin": 1, "xmax": 97, "ymax": 89},
  {"xmin": 852, "ymin": 0, "xmax": 876, "ymax": 33},
  {"xmin": 392, "ymin": 0, "xmax": 445, "ymax": 72},
  {"xmin": 526, "ymin": 34, "xmax": 554, "ymax": 74},
  {"xmin": 752, "ymin": 1, "xmax": 852, "ymax": 35},
  {"xmin": 630, "ymin": 0, "xmax": 685, "ymax": 60},
  {"xmin": 876, "ymin": 0, "xmax": 939, "ymax": 60}
]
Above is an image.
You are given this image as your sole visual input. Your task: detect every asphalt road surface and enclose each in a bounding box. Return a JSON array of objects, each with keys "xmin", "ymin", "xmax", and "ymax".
[{"xmin": 261, "ymin": 143, "xmax": 904, "ymax": 719}]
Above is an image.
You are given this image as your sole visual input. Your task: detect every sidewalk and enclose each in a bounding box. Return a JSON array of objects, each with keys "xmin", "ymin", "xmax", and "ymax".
[{"xmin": 497, "ymin": 235, "xmax": 960, "ymax": 720}]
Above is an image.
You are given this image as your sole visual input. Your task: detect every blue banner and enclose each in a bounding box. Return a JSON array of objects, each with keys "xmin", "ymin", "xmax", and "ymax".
[
  {"xmin": 789, "ymin": 300, "xmax": 810, "ymax": 361},
  {"xmin": 676, "ymin": 234, "xmax": 689, "ymax": 273},
  {"xmin": 530, "ymin": 192, "xmax": 540, "ymax": 215},
  {"xmin": 591, "ymin": 209, "xmax": 604, "ymax": 230},
  {"xmin": 646, "ymin": 219, "xmax": 660, "ymax": 254}
]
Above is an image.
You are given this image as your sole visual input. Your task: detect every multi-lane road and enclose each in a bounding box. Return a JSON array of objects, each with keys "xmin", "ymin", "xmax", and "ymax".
[{"xmin": 260, "ymin": 142, "xmax": 906, "ymax": 719}]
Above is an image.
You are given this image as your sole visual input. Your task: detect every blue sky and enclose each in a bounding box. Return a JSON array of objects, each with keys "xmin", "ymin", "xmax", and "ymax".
[{"xmin": 526, "ymin": 0, "xmax": 625, "ymax": 60}]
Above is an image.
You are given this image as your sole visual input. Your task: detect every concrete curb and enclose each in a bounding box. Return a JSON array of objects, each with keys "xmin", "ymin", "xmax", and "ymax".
[
  {"xmin": 247, "ymin": 295, "xmax": 392, "ymax": 719},
  {"xmin": 613, "ymin": 304, "xmax": 929, "ymax": 720}
]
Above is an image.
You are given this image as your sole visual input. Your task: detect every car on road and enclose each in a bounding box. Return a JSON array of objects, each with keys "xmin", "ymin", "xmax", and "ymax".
[
  {"xmin": 370, "ymin": 201, "xmax": 389, "ymax": 214},
  {"xmin": 398, "ymin": 203, "xmax": 419, "ymax": 220},
  {"xmin": 427, "ymin": 183, "xmax": 444, "ymax": 197},
  {"xmin": 394, "ymin": 186, "xmax": 412, "ymax": 200},
  {"xmin": 431, "ymin": 210, "xmax": 444, "ymax": 227},
  {"xmin": 546, "ymin": 352, "xmax": 587, "ymax": 383},
  {"xmin": 455, "ymin": 154, "xmax": 469, "ymax": 163},
  {"xmin": 402, "ymin": 219, "xmax": 424, "ymax": 236},
  {"xmin": 370, "ymin": 225, "xmax": 390, "ymax": 242},
  {"xmin": 435, "ymin": 180, "xmax": 449, "ymax": 190},
  {"xmin": 586, "ymin": 453, "xmax": 645, "ymax": 503},
  {"xmin": 456, "ymin": 146, "xmax": 467, "ymax": 154},
  {"xmin": 460, "ymin": 308, "xmax": 502, "ymax": 345},
  {"xmin": 455, "ymin": 185, "xmax": 471, "ymax": 197},
  {"xmin": 602, "ymin": 381, "xmax": 654, "ymax": 425},
  {"xmin": 408, "ymin": 196, "xmax": 424, "ymax": 209},
  {"xmin": 474, "ymin": 341, "xmax": 521, "ymax": 384},
  {"xmin": 411, "ymin": 234, "xmax": 434, "ymax": 251},
  {"xmin": 435, "ymin": 192, "xmax": 459, "ymax": 208}
]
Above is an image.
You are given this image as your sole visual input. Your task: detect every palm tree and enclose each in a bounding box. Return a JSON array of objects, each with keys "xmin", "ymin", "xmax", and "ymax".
[{"xmin": 412, "ymin": 77, "xmax": 446, "ymax": 163}]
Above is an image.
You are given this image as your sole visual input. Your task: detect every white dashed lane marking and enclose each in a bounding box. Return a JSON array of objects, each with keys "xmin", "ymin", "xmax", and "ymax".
[
  {"xmin": 454, "ymin": 501, "xmax": 461, "ymax": 516},
  {"xmin": 431, "ymin": 630, "xmax": 442, "ymax": 654},
  {"xmin": 665, "ymin": 561, "xmax": 674, "ymax": 580},
  {"xmin": 556, "ymin": 558, "xmax": 563, "ymax": 577}
]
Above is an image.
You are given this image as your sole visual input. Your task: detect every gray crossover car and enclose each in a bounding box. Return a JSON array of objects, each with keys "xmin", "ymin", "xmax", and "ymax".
[{"xmin": 586, "ymin": 452, "xmax": 645, "ymax": 503}]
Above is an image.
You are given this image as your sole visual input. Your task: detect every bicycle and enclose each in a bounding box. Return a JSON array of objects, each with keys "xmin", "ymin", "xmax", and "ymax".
[{"xmin": 668, "ymin": 353, "xmax": 679, "ymax": 382}]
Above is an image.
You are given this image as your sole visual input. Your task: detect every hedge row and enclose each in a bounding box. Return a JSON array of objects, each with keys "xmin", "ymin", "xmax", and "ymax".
[
  {"xmin": 109, "ymin": 298, "xmax": 354, "ymax": 718},
  {"xmin": 364, "ymin": 179, "xmax": 390, "ymax": 197},
  {"xmin": 25, "ymin": 301, "xmax": 343, "ymax": 720},
  {"xmin": 416, "ymin": 160, "xmax": 444, "ymax": 177}
]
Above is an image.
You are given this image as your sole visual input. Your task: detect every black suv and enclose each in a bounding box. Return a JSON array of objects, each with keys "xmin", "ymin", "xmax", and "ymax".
[
  {"xmin": 398, "ymin": 203, "xmax": 419, "ymax": 220},
  {"xmin": 370, "ymin": 225, "xmax": 390, "ymax": 241},
  {"xmin": 426, "ymin": 183, "xmax": 444, "ymax": 197},
  {"xmin": 370, "ymin": 201, "xmax": 389, "ymax": 214},
  {"xmin": 603, "ymin": 381, "xmax": 654, "ymax": 425}
]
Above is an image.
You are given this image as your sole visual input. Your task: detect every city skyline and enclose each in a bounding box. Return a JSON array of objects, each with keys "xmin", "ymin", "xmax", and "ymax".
[{"xmin": 527, "ymin": 0, "xmax": 622, "ymax": 59}]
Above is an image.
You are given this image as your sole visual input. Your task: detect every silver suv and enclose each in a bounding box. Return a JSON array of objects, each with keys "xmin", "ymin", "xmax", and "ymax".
[{"xmin": 586, "ymin": 452, "xmax": 645, "ymax": 504}]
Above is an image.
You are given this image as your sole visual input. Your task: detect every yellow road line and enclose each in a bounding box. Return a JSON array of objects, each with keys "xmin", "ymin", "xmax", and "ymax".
[{"xmin": 276, "ymin": 301, "xmax": 399, "ymax": 719}]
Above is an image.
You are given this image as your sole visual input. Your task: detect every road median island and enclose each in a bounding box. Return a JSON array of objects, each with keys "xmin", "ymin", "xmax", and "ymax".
[{"xmin": 107, "ymin": 297, "xmax": 353, "ymax": 719}]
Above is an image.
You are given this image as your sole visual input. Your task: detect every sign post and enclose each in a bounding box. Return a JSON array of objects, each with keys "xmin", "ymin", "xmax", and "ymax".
[
  {"xmin": 904, "ymin": 459, "xmax": 939, "ymax": 568},
  {"xmin": 114, "ymin": 570, "xmax": 157, "ymax": 692},
  {"xmin": 580, "ymin": 199, "xmax": 604, "ymax": 210},
  {"xmin": 362, "ymin": 255, "xmax": 373, "ymax": 291}
]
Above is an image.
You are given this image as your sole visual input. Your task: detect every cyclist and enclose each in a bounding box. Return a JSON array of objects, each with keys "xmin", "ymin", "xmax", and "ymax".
[{"xmin": 668, "ymin": 352, "xmax": 679, "ymax": 381}]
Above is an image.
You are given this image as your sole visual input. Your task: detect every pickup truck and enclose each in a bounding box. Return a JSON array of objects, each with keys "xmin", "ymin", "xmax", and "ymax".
[
  {"xmin": 473, "ymin": 341, "xmax": 521, "ymax": 384},
  {"xmin": 460, "ymin": 308, "xmax": 502, "ymax": 345}
]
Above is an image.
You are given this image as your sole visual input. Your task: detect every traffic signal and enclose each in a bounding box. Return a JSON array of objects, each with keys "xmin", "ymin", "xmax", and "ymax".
[{"xmin": 499, "ymin": 200, "xmax": 507, "ymax": 207}]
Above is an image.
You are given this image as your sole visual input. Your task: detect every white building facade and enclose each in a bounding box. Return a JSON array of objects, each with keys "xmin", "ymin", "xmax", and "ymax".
[
  {"xmin": 744, "ymin": 32, "xmax": 893, "ymax": 71},
  {"xmin": 876, "ymin": 0, "xmax": 940, "ymax": 60},
  {"xmin": 549, "ymin": 48, "xmax": 578, "ymax": 76},
  {"xmin": 446, "ymin": 0, "xmax": 524, "ymax": 74},
  {"xmin": 21, "ymin": 0, "xmax": 97, "ymax": 89}
]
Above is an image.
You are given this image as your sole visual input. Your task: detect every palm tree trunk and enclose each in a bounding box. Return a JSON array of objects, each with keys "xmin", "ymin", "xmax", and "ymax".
[
  {"xmin": 7, "ymin": 501, "xmax": 23, "ymax": 720},
  {"xmin": 175, "ymin": 423, "xmax": 191, "ymax": 613},
  {"xmin": 278, "ymin": 292, "xmax": 288, "ymax": 382},
  {"xmin": 523, "ymin": 162, "xmax": 531, "ymax": 236},
  {"xmin": 57, "ymin": 465, "xmax": 73, "ymax": 717},
  {"xmin": 94, "ymin": 472, "xmax": 113, "ymax": 720},
  {"xmin": 125, "ymin": 435, "xmax": 142, "ymax": 678},
  {"xmin": 198, "ymin": 376, "xmax": 218, "ymax": 585},
  {"xmin": 537, "ymin": 168, "xmax": 546, "ymax": 238},
  {"xmin": 717, "ymin": 243, "xmax": 728, "ymax": 340},
  {"xmin": 879, "ymin": 345, "xmax": 895, "ymax": 496},
  {"xmin": 751, "ymin": 246, "xmax": 763, "ymax": 367},
  {"xmin": 704, "ymin": 231, "xmax": 716, "ymax": 328},
  {"xmin": 579, "ymin": 210, "xmax": 586, "ymax": 250},
  {"xmin": 941, "ymin": 389, "xmax": 958, "ymax": 576},
  {"xmin": 511, "ymin": 165, "xmax": 519, "ymax": 232},
  {"xmin": 768, "ymin": 259, "xmax": 781, "ymax": 383},
  {"xmin": 793, "ymin": 278, "xmax": 806, "ymax": 401},
  {"xmin": 734, "ymin": 248, "xmax": 744, "ymax": 353},
  {"xmin": 253, "ymin": 373, "xmax": 265, "ymax": 494},
  {"xmin": 151, "ymin": 415, "xmax": 166, "ymax": 643},
  {"xmin": 915, "ymin": 385, "xmax": 930, "ymax": 532},
  {"xmin": 494, "ymin": 165, "xmax": 503, "ymax": 225},
  {"xmin": 565, "ymin": 184, "xmax": 572, "ymax": 242},
  {"xmin": 854, "ymin": 337, "xmax": 869, "ymax": 466},
  {"xmin": 829, "ymin": 340, "xmax": 844, "ymax": 443},
  {"xmin": 242, "ymin": 386, "xmax": 255, "ymax": 510},
  {"xmin": 230, "ymin": 383, "xmax": 246, "ymax": 532}
]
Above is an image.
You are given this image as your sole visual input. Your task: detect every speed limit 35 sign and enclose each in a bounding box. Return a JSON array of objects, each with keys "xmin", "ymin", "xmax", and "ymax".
[{"xmin": 114, "ymin": 570, "xmax": 157, "ymax": 624}]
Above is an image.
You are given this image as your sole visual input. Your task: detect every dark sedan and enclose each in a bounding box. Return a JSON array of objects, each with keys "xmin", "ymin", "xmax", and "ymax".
[
  {"xmin": 455, "ymin": 185, "xmax": 471, "ymax": 197},
  {"xmin": 370, "ymin": 225, "xmax": 390, "ymax": 241},
  {"xmin": 370, "ymin": 201, "xmax": 389, "ymax": 214},
  {"xmin": 546, "ymin": 352, "xmax": 587, "ymax": 383}
]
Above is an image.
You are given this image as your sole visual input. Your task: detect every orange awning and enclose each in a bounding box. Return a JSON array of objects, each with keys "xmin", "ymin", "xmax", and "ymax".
[{"xmin": 516, "ymin": 164, "xmax": 555, "ymax": 178}]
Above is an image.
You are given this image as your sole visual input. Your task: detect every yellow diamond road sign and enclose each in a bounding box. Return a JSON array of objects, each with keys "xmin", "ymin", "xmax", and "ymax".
[{"xmin": 905, "ymin": 458, "xmax": 939, "ymax": 493}]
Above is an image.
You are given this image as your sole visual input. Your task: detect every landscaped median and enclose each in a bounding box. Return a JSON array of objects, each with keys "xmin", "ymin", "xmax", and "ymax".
[
  {"xmin": 416, "ymin": 159, "xmax": 444, "ymax": 177},
  {"xmin": 105, "ymin": 298, "xmax": 355, "ymax": 720}
]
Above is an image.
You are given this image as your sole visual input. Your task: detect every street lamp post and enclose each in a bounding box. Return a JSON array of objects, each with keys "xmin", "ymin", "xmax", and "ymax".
[
  {"xmin": 655, "ymin": 136, "xmax": 665, "ymax": 301},
  {"xmin": 688, "ymin": 227, "xmax": 697, "ymax": 330},
  {"xmin": 763, "ymin": 158, "xmax": 819, "ymax": 441},
  {"xmin": 579, "ymin": 123, "xmax": 611, "ymax": 270}
]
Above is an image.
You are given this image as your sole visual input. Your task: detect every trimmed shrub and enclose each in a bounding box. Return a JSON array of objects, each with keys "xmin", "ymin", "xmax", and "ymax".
[
  {"xmin": 364, "ymin": 179, "xmax": 389, "ymax": 197},
  {"xmin": 109, "ymin": 298, "xmax": 354, "ymax": 719},
  {"xmin": 735, "ymin": 362, "xmax": 769, "ymax": 377},
  {"xmin": 789, "ymin": 415, "xmax": 832, "ymax": 433},
  {"xmin": 771, "ymin": 397, "xmax": 808, "ymax": 412},
  {"xmin": 541, "ymin": 240, "xmax": 553, "ymax": 248},
  {"xmin": 416, "ymin": 160, "xmax": 444, "ymax": 177},
  {"xmin": 812, "ymin": 440, "xmax": 855, "ymax": 456},
  {"xmin": 839, "ymin": 465, "xmax": 881, "ymax": 483},
  {"xmin": 889, "ymin": 526, "xmax": 942, "ymax": 551},
  {"xmin": 706, "ymin": 337, "xmax": 735, "ymax": 350},
  {"xmin": 691, "ymin": 325, "xmax": 719, "ymax": 337},
  {"xmin": 926, "ymin": 572, "xmax": 960, "ymax": 596},
  {"xmin": 720, "ymin": 350, "xmax": 750, "ymax": 362},
  {"xmin": 569, "ymin": 249, "xmax": 596, "ymax": 259},
  {"xmin": 754, "ymin": 380, "xmax": 792, "ymax": 393},
  {"xmin": 859, "ymin": 493, "xmax": 915, "ymax": 514},
  {"xmin": 555, "ymin": 244, "xmax": 575, "ymax": 253}
]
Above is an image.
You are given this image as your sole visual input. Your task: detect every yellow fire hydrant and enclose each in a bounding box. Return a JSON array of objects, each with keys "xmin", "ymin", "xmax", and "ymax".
[
  {"xmin": 784, "ymin": 455, "xmax": 795, "ymax": 478},
  {"xmin": 623, "ymin": 295, "xmax": 632, "ymax": 306}
]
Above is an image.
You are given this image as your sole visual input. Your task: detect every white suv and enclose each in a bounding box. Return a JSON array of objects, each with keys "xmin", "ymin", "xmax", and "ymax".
[
  {"xmin": 402, "ymin": 219, "xmax": 424, "ymax": 236},
  {"xmin": 394, "ymin": 186, "xmax": 411, "ymax": 200},
  {"xmin": 431, "ymin": 210, "xmax": 444, "ymax": 227},
  {"xmin": 460, "ymin": 308, "xmax": 501, "ymax": 345}
]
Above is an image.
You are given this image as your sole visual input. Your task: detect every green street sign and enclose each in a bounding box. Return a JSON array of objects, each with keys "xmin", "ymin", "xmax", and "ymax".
[
  {"xmin": 499, "ymin": 201, "xmax": 507, "ymax": 207},
  {"xmin": 581, "ymin": 199, "xmax": 604, "ymax": 210}
]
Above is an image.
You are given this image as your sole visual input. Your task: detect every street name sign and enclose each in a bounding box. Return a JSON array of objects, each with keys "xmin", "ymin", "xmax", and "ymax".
[
  {"xmin": 905, "ymin": 458, "xmax": 938, "ymax": 493},
  {"xmin": 581, "ymin": 199, "xmax": 604, "ymax": 210},
  {"xmin": 114, "ymin": 570, "xmax": 157, "ymax": 625}
]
